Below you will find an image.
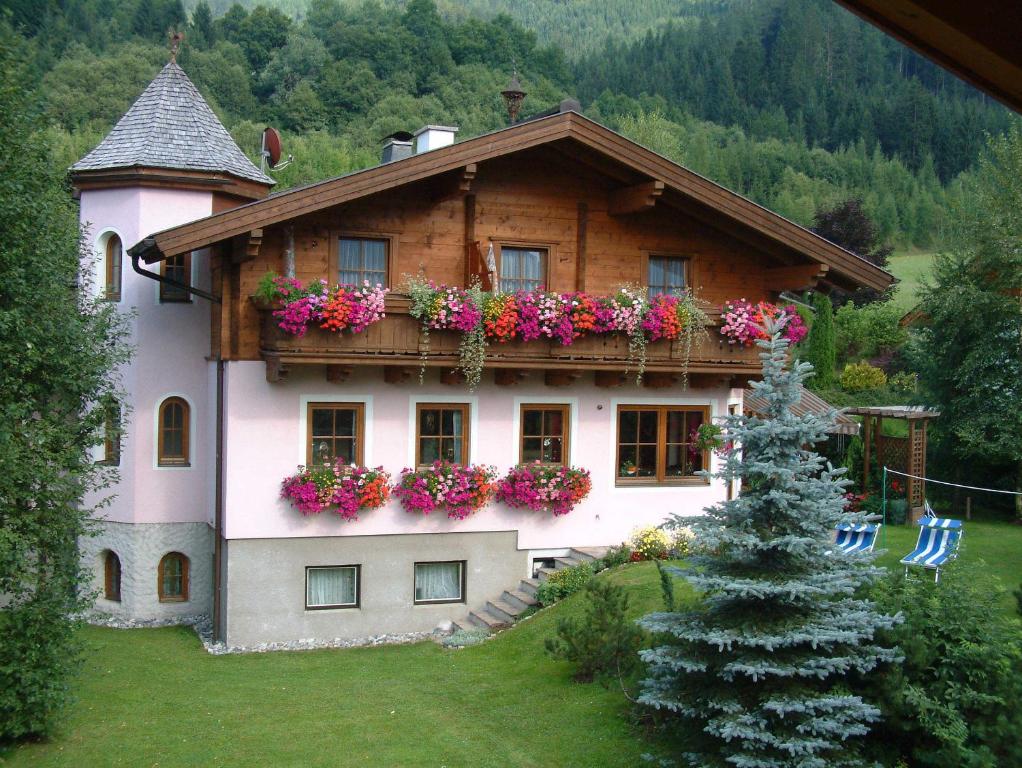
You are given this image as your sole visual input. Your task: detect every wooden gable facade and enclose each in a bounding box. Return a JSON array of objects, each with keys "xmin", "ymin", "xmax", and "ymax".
[{"xmin": 133, "ymin": 112, "xmax": 893, "ymax": 385}]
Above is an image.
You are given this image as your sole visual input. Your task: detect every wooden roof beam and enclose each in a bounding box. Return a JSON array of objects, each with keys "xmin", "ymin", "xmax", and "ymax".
[
  {"xmin": 608, "ymin": 180, "xmax": 665, "ymax": 216},
  {"xmin": 765, "ymin": 263, "xmax": 830, "ymax": 292}
]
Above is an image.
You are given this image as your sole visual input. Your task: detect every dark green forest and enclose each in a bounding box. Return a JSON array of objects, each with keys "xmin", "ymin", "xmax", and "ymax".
[{"xmin": 4, "ymin": 0, "xmax": 1017, "ymax": 247}]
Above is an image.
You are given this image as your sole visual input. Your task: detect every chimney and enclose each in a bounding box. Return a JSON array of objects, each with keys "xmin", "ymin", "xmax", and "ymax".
[
  {"xmin": 412, "ymin": 125, "xmax": 458, "ymax": 154},
  {"xmin": 381, "ymin": 131, "xmax": 414, "ymax": 163}
]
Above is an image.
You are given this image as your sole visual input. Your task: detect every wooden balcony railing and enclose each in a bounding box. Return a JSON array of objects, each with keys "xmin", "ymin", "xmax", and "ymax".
[{"xmin": 256, "ymin": 295, "xmax": 763, "ymax": 383}]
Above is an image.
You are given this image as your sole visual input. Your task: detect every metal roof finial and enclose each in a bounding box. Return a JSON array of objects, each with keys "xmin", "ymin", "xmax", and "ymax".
[
  {"xmin": 168, "ymin": 29, "xmax": 184, "ymax": 63},
  {"xmin": 501, "ymin": 60, "xmax": 527, "ymax": 125}
]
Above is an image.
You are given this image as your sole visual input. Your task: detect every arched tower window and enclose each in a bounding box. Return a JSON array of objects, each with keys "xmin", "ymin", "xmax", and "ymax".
[
  {"xmin": 158, "ymin": 552, "xmax": 189, "ymax": 602},
  {"xmin": 157, "ymin": 397, "xmax": 190, "ymax": 467},
  {"xmin": 105, "ymin": 234, "xmax": 122, "ymax": 302},
  {"xmin": 104, "ymin": 551, "xmax": 121, "ymax": 602}
]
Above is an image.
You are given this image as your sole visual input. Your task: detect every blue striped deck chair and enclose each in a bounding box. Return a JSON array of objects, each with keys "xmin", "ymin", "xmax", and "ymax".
[
  {"xmin": 834, "ymin": 523, "xmax": 881, "ymax": 554},
  {"xmin": 900, "ymin": 517, "xmax": 963, "ymax": 582}
]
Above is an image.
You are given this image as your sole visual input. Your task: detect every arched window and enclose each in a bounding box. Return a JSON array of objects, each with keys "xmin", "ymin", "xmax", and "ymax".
[
  {"xmin": 105, "ymin": 234, "xmax": 122, "ymax": 301},
  {"xmin": 157, "ymin": 397, "xmax": 190, "ymax": 467},
  {"xmin": 158, "ymin": 552, "xmax": 189, "ymax": 602},
  {"xmin": 104, "ymin": 551, "xmax": 121, "ymax": 602}
]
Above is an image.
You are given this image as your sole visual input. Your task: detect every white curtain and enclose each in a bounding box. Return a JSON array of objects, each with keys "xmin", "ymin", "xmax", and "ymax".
[
  {"xmin": 307, "ymin": 567, "xmax": 356, "ymax": 607},
  {"xmin": 415, "ymin": 562, "xmax": 461, "ymax": 601}
]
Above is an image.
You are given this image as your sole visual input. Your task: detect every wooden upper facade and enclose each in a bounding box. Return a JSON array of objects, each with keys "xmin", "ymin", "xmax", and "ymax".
[{"xmin": 132, "ymin": 112, "xmax": 894, "ymax": 383}]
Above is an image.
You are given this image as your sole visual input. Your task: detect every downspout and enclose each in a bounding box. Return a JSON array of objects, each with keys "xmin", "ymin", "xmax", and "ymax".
[{"xmin": 130, "ymin": 251, "xmax": 227, "ymax": 641}]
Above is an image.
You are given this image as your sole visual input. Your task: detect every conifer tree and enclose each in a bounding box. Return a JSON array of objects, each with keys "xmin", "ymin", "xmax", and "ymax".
[
  {"xmin": 804, "ymin": 291, "xmax": 836, "ymax": 389},
  {"xmin": 639, "ymin": 320, "xmax": 898, "ymax": 767}
]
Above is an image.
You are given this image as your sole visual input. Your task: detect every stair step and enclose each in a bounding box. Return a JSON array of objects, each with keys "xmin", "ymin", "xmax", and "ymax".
[
  {"xmin": 536, "ymin": 567, "xmax": 558, "ymax": 579},
  {"xmin": 503, "ymin": 589, "xmax": 538, "ymax": 610},
  {"xmin": 571, "ymin": 546, "xmax": 610, "ymax": 561},
  {"xmin": 450, "ymin": 620, "xmax": 475, "ymax": 634},
  {"xmin": 487, "ymin": 599, "xmax": 525, "ymax": 623},
  {"xmin": 519, "ymin": 578, "xmax": 541, "ymax": 596},
  {"xmin": 467, "ymin": 610, "xmax": 510, "ymax": 631},
  {"xmin": 554, "ymin": 556, "xmax": 583, "ymax": 569}
]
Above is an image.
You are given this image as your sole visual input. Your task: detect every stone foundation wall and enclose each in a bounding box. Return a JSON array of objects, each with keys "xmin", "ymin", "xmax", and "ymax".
[{"xmin": 82, "ymin": 520, "xmax": 213, "ymax": 622}]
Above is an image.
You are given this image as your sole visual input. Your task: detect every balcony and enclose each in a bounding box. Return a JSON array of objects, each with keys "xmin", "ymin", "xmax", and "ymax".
[{"xmin": 256, "ymin": 295, "xmax": 762, "ymax": 385}]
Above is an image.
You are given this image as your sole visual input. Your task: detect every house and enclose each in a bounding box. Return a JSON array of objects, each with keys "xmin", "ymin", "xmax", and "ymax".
[{"xmin": 73, "ymin": 59, "xmax": 892, "ymax": 647}]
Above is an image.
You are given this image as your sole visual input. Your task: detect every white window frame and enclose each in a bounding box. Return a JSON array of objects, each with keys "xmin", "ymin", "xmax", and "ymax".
[{"xmin": 413, "ymin": 560, "xmax": 465, "ymax": 605}]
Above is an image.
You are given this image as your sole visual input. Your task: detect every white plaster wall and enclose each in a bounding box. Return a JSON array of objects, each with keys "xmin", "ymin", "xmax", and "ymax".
[
  {"xmin": 82, "ymin": 520, "xmax": 213, "ymax": 622},
  {"xmin": 222, "ymin": 362, "xmax": 740, "ymax": 549},
  {"xmin": 79, "ymin": 186, "xmax": 215, "ymax": 526}
]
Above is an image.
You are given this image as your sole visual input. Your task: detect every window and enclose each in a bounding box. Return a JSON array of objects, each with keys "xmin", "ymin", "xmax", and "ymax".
[
  {"xmin": 414, "ymin": 561, "xmax": 465, "ymax": 604},
  {"xmin": 158, "ymin": 552, "xmax": 189, "ymax": 602},
  {"xmin": 104, "ymin": 551, "xmax": 121, "ymax": 602},
  {"xmin": 101, "ymin": 399, "xmax": 121, "ymax": 466},
  {"xmin": 647, "ymin": 255, "xmax": 688, "ymax": 298},
  {"xmin": 104, "ymin": 234, "xmax": 122, "ymax": 301},
  {"xmin": 157, "ymin": 397, "xmax": 190, "ymax": 467},
  {"xmin": 160, "ymin": 253, "xmax": 192, "ymax": 302},
  {"xmin": 338, "ymin": 237, "xmax": 388, "ymax": 287},
  {"xmin": 307, "ymin": 403, "xmax": 364, "ymax": 466},
  {"xmin": 416, "ymin": 404, "xmax": 469, "ymax": 467},
  {"xmin": 520, "ymin": 404, "xmax": 569, "ymax": 465},
  {"xmin": 499, "ymin": 246, "xmax": 546, "ymax": 293},
  {"xmin": 616, "ymin": 405, "xmax": 710, "ymax": 485},
  {"xmin": 306, "ymin": 565, "xmax": 360, "ymax": 609}
]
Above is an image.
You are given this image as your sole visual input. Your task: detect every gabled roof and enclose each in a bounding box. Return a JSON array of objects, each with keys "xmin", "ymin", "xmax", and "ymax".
[
  {"xmin": 129, "ymin": 111, "xmax": 894, "ymax": 292},
  {"xmin": 71, "ymin": 61, "xmax": 273, "ymax": 186}
]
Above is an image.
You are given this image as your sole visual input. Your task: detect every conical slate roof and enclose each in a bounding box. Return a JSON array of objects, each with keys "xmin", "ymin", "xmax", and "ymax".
[{"xmin": 71, "ymin": 61, "xmax": 273, "ymax": 186}]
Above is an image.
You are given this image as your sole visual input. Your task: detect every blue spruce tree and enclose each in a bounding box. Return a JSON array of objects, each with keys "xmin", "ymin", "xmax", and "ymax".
[{"xmin": 639, "ymin": 319, "xmax": 898, "ymax": 767}]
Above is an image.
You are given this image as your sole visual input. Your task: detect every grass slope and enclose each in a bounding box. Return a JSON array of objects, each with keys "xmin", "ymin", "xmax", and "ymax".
[
  {"xmin": 0, "ymin": 562, "xmax": 683, "ymax": 768},
  {"xmin": 887, "ymin": 250, "xmax": 937, "ymax": 313},
  {"xmin": 3, "ymin": 522, "xmax": 1019, "ymax": 767}
]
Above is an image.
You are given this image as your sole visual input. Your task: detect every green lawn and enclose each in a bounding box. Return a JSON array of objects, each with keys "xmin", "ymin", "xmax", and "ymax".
[
  {"xmin": 887, "ymin": 250, "xmax": 937, "ymax": 313},
  {"xmin": 3, "ymin": 522, "xmax": 1019, "ymax": 768},
  {"xmin": 0, "ymin": 562, "xmax": 685, "ymax": 768}
]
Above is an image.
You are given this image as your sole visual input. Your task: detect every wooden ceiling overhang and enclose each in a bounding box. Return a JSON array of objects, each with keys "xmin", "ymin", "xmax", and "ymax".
[
  {"xmin": 72, "ymin": 165, "xmax": 272, "ymax": 201},
  {"xmin": 835, "ymin": 0, "xmax": 1022, "ymax": 113},
  {"xmin": 129, "ymin": 112, "xmax": 894, "ymax": 293}
]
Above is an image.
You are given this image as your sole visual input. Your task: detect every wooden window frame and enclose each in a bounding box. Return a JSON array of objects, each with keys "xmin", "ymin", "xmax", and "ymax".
[
  {"xmin": 306, "ymin": 402, "xmax": 366, "ymax": 467},
  {"xmin": 158, "ymin": 552, "xmax": 189, "ymax": 602},
  {"xmin": 157, "ymin": 396, "xmax": 190, "ymax": 467},
  {"xmin": 415, "ymin": 403, "xmax": 470, "ymax": 469},
  {"xmin": 305, "ymin": 565, "xmax": 361, "ymax": 610},
  {"xmin": 413, "ymin": 560, "xmax": 466, "ymax": 606},
  {"xmin": 160, "ymin": 253, "xmax": 193, "ymax": 303},
  {"xmin": 104, "ymin": 234, "xmax": 122, "ymax": 302},
  {"xmin": 519, "ymin": 403, "xmax": 570, "ymax": 466},
  {"xmin": 495, "ymin": 241, "xmax": 554, "ymax": 293},
  {"xmin": 99, "ymin": 399, "xmax": 121, "ymax": 466},
  {"xmin": 329, "ymin": 231, "xmax": 396, "ymax": 289},
  {"xmin": 641, "ymin": 252, "xmax": 692, "ymax": 298},
  {"xmin": 104, "ymin": 550, "xmax": 121, "ymax": 602},
  {"xmin": 615, "ymin": 404, "xmax": 711, "ymax": 487}
]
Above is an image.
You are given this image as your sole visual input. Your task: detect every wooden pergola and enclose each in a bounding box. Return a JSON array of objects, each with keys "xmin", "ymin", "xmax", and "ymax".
[{"xmin": 846, "ymin": 406, "xmax": 940, "ymax": 522}]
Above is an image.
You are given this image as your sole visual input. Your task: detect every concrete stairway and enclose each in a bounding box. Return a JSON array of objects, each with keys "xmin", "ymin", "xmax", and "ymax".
[{"xmin": 453, "ymin": 546, "xmax": 609, "ymax": 634}]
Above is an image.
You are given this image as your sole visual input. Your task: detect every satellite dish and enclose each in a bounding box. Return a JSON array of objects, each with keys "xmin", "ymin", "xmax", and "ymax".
[{"xmin": 260, "ymin": 126, "xmax": 292, "ymax": 173}]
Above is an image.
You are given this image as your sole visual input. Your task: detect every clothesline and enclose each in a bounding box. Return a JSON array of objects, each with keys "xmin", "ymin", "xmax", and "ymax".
[{"xmin": 885, "ymin": 467, "xmax": 1022, "ymax": 497}]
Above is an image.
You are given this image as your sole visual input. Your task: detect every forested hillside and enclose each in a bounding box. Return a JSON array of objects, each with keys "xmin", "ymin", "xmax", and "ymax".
[{"xmin": 7, "ymin": 0, "xmax": 1017, "ymax": 248}]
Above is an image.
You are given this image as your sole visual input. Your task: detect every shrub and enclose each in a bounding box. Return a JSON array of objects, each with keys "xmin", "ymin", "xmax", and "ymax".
[
  {"xmin": 889, "ymin": 370, "xmax": 918, "ymax": 393},
  {"xmin": 442, "ymin": 628, "xmax": 490, "ymax": 648},
  {"xmin": 629, "ymin": 526, "xmax": 670, "ymax": 560},
  {"xmin": 545, "ymin": 579, "xmax": 643, "ymax": 683},
  {"xmin": 841, "ymin": 361, "xmax": 888, "ymax": 391},
  {"xmin": 535, "ymin": 561, "xmax": 594, "ymax": 606},
  {"xmin": 859, "ymin": 562, "xmax": 1022, "ymax": 768},
  {"xmin": 886, "ymin": 498, "xmax": 909, "ymax": 525},
  {"xmin": 804, "ymin": 291, "xmax": 837, "ymax": 388},
  {"xmin": 834, "ymin": 300, "xmax": 906, "ymax": 363},
  {"xmin": 598, "ymin": 544, "xmax": 632, "ymax": 570}
]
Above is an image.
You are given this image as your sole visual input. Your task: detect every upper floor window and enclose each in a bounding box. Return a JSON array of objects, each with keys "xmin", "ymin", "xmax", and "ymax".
[
  {"xmin": 338, "ymin": 237, "xmax": 388, "ymax": 287},
  {"xmin": 499, "ymin": 246, "xmax": 546, "ymax": 293},
  {"xmin": 158, "ymin": 552, "xmax": 189, "ymax": 602},
  {"xmin": 104, "ymin": 550, "xmax": 121, "ymax": 602},
  {"xmin": 520, "ymin": 404, "xmax": 569, "ymax": 465},
  {"xmin": 616, "ymin": 405, "xmax": 709, "ymax": 485},
  {"xmin": 416, "ymin": 403, "xmax": 468, "ymax": 467},
  {"xmin": 160, "ymin": 253, "xmax": 192, "ymax": 302},
  {"xmin": 308, "ymin": 403, "xmax": 364, "ymax": 466},
  {"xmin": 102, "ymin": 398, "xmax": 121, "ymax": 466},
  {"xmin": 647, "ymin": 255, "xmax": 688, "ymax": 298},
  {"xmin": 104, "ymin": 234, "xmax": 122, "ymax": 302},
  {"xmin": 157, "ymin": 397, "xmax": 190, "ymax": 467}
]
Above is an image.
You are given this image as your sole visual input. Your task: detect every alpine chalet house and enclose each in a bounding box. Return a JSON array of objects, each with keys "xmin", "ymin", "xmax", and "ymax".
[{"xmin": 74, "ymin": 60, "xmax": 892, "ymax": 647}]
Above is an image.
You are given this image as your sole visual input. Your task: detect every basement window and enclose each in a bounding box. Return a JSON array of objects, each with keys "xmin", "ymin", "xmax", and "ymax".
[
  {"xmin": 306, "ymin": 565, "xmax": 360, "ymax": 610},
  {"xmin": 414, "ymin": 561, "xmax": 465, "ymax": 604}
]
